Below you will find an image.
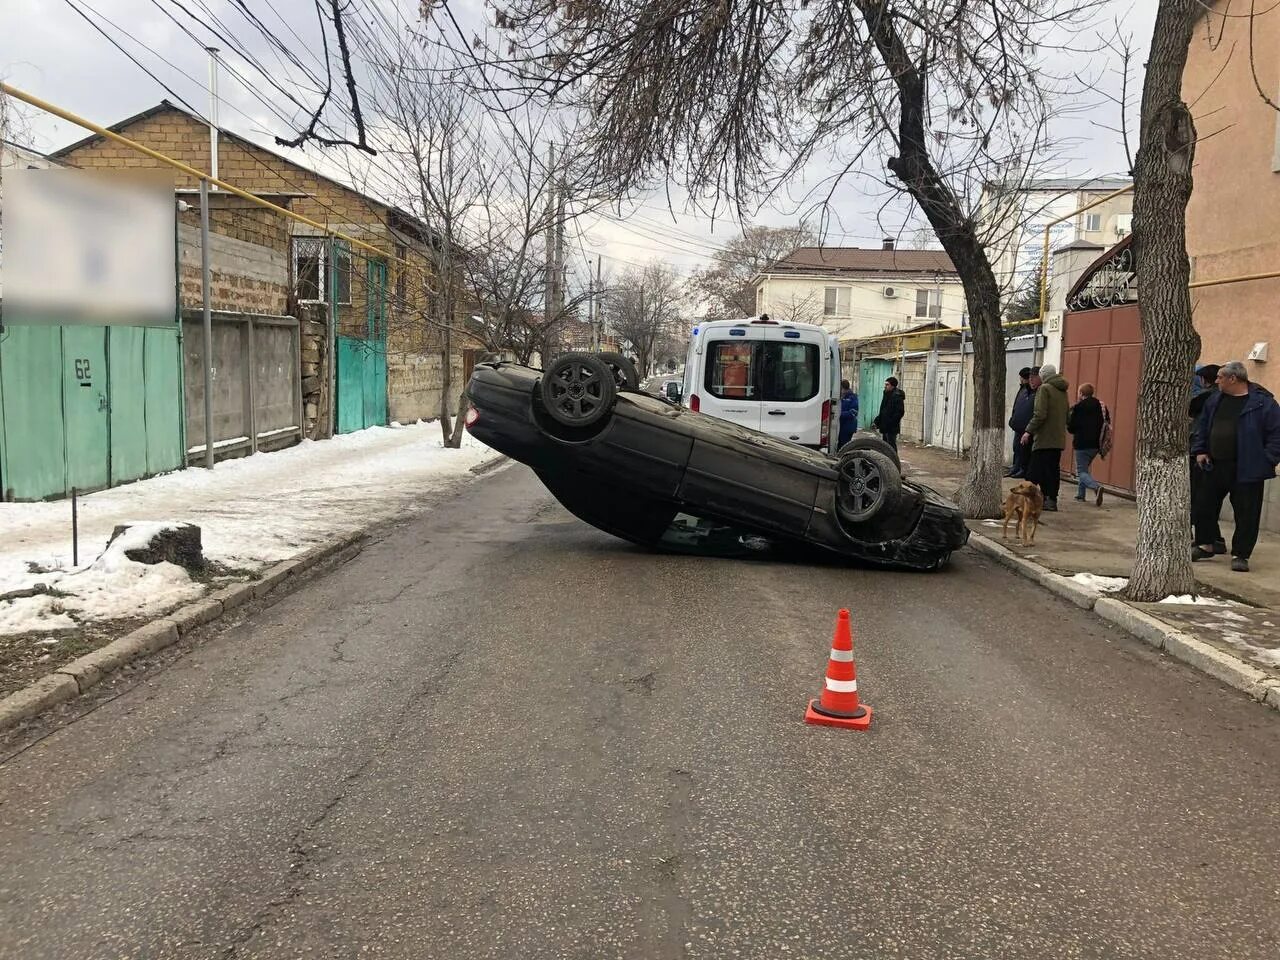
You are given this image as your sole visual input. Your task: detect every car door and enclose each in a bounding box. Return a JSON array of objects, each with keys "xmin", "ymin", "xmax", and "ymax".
[
  {"xmin": 756, "ymin": 328, "xmax": 825, "ymax": 447},
  {"xmin": 695, "ymin": 327, "xmax": 764, "ymax": 432}
]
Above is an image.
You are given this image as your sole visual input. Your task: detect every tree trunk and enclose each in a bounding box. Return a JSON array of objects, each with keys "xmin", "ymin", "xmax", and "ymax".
[
  {"xmin": 448, "ymin": 388, "xmax": 468, "ymax": 448},
  {"xmin": 1125, "ymin": 0, "xmax": 1201, "ymax": 601},
  {"xmin": 439, "ymin": 321, "xmax": 454, "ymax": 444},
  {"xmin": 854, "ymin": 0, "xmax": 1005, "ymax": 518}
]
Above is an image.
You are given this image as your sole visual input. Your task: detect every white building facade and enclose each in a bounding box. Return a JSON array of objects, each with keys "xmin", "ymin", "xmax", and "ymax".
[{"xmin": 752, "ymin": 242, "xmax": 965, "ymax": 342}]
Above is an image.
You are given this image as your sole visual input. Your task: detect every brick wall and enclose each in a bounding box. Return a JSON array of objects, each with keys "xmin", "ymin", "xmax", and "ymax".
[
  {"xmin": 388, "ymin": 353, "xmax": 466, "ymax": 423},
  {"xmin": 176, "ymin": 222, "xmax": 288, "ymax": 315},
  {"xmin": 897, "ymin": 358, "xmax": 928, "ymax": 442}
]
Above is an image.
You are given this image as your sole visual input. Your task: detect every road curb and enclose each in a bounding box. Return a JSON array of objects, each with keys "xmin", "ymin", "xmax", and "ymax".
[
  {"xmin": 0, "ymin": 531, "xmax": 367, "ymax": 734},
  {"xmin": 968, "ymin": 531, "xmax": 1278, "ymax": 710},
  {"xmin": 470, "ymin": 454, "xmax": 510, "ymax": 476}
]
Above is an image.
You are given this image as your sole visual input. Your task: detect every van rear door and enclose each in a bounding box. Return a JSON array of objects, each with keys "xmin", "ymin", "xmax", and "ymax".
[
  {"xmin": 695, "ymin": 325, "xmax": 765, "ymax": 433},
  {"xmin": 756, "ymin": 327, "xmax": 826, "ymax": 447}
]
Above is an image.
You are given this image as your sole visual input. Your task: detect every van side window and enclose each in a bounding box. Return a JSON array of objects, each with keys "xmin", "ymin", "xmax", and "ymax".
[
  {"xmin": 706, "ymin": 341, "xmax": 757, "ymax": 398},
  {"xmin": 760, "ymin": 342, "xmax": 819, "ymax": 402}
]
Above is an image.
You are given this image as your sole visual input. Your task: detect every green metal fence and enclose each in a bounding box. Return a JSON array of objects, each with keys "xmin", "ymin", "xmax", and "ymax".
[{"xmin": 0, "ymin": 323, "xmax": 184, "ymax": 501}]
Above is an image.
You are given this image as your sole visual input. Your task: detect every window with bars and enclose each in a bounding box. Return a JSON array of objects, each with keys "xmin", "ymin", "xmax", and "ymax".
[{"xmin": 293, "ymin": 237, "xmax": 352, "ymax": 305}]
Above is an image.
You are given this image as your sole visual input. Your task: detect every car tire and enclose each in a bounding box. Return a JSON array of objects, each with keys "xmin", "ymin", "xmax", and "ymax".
[
  {"xmin": 597, "ymin": 352, "xmax": 640, "ymax": 391},
  {"xmin": 837, "ymin": 435, "xmax": 901, "ymax": 471},
  {"xmin": 835, "ymin": 449, "xmax": 901, "ymax": 524},
  {"xmin": 540, "ymin": 353, "xmax": 618, "ymax": 428}
]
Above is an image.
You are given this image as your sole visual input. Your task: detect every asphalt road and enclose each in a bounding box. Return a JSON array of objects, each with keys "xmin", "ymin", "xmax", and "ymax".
[{"xmin": 1, "ymin": 463, "xmax": 1278, "ymax": 959}]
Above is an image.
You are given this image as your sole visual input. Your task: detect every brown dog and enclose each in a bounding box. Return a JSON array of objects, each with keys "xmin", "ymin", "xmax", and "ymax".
[{"xmin": 1001, "ymin": 480, "xmax": 1044, "ymax": 546}]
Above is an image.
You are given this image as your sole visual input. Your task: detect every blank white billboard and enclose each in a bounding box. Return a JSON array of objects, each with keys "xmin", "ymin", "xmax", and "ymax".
[{"xmin": 2, "ymin": 168, "xmax": 177, "ymax": 326}]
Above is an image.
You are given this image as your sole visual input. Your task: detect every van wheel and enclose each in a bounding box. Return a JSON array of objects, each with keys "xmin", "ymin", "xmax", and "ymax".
[
  {"xmin": 541, "ymin": 353, "xmax": 618, "ymax": 428},
  {"xmin": 837, "ymin": 435, "xmax": 901, "ymax": 471},
  {"xmin": 836, "ymin": 449, "xmax": 900, "ymax": 524},
  {"xmin": 598, "ymin": 352, "xmax": 640, "ymax": 391}
]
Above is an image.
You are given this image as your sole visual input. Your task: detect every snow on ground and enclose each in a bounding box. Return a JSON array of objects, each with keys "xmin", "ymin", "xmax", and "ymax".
[
  {"xmin": 1158, "ymin": 594, "xmax": 1240, "ymax": 607},
  {"xmin": 1069, "ymin": 573, "xmax": 1128, "ymax": 593},
  {"xmin": 0, "ymin": 423, "xmax": 497, "ymax": 633}
]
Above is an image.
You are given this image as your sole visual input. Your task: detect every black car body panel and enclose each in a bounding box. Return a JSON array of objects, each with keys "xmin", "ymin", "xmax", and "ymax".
[{"xmin": 465, "ymin": 362, "xmax": 968, "ymax": 569}]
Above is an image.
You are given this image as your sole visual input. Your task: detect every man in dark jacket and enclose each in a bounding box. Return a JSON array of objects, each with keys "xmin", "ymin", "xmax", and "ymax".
[
  {"xmin": 838, "ymin": 379, "xmax": 859, "ymax": 448},
  {"xmin": 1192, "ymin": 361, "xmax": 1280, "ymax": 572},
  {"xmin": 1188, "ymin": 364, "xmax": 1224, "ymax": 555},
  {"xmin": 1066, "ymin": 383, "xmax": 1107, "ymax": 506},
  {"xmin": 1022, "ymin": 364, "xmax": 1069, "ymax": 511},
  {"xmin": 1008, "ymin": 366, "xmax": 1037, "ymax": 478},
  {"xmin": 872, "ymin": 377, "xmax": 906, "ymax": 450}
]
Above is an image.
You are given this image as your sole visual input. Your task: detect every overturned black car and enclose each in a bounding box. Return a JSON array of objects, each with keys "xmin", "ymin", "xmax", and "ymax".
[{"xmin": 464, "ymin": 353, "xmax": 968, "ymax": 570}]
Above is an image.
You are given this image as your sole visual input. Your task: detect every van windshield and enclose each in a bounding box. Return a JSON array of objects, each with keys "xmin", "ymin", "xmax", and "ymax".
[{"xmin": 704, "ymin": 340, "xmax": 819, "ymax": 402}]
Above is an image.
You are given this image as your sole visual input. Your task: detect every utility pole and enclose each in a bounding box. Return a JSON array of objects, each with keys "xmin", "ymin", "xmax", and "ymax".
[
  {"xmin": 594, "ymin": 255, "xmax": 603, "ymax": 349},
  {"xmin": 554, "ymin": 166, "xmax": 566, "ymax": 318},
  {"xmin": 206, "ymin": 47, "xmax": 220, "ymax": 186},
  {"xmin": 588, "ymin": 264, "xmax": 597, "ymax": 352},
  {"xmin": 200, "ymin": 46, "xmax": 219, "ymax": 469}
]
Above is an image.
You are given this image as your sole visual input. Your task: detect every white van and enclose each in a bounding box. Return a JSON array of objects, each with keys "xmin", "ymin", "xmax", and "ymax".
[{"xmin": 682, "ymin": 315, "xmax": 841, "ymax": 453}]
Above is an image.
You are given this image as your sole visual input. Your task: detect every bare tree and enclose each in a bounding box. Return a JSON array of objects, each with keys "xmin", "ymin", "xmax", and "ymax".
[
  {"xmin": 688, "ymin": 224, "xmax": 814, "ymax": 319},
  {"xmin": 608, "ymin": 262, "xmax": 683, "ymax": 378},
  {"xmin": 439, "ymin": 0, "xmax": 1096, "ymax": 517}
]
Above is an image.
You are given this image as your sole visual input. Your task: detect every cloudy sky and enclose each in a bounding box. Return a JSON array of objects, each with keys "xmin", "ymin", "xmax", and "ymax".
[{"xmin": 1, "ymin": 0, "xmax": 1158, "ymax": 279}]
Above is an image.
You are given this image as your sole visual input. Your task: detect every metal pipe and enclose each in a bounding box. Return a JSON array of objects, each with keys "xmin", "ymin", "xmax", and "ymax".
[
  {"xmin": 71, "ymin": 487, "xmax": 78, "ymax": 567},
  {"xmin": 200, "ymin": 179, "xmax": 215, "ymax": 469},
  {"xmin": 0, "ymin": 81, "xmax": 394, "ymax": 264},
  {"xmin": 1189, "ymin": 267, "xmax": 1280, "ymax": 289}
]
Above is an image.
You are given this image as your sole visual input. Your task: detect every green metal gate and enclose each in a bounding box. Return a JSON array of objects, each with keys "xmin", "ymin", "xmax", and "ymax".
[
  {"xmin": 857, "ymin": 357, "xmax": 894, "ymax": 430},
  {"xmin": 334, "ymin": 252, "xmax": 389, "ymax": 434},
  {"xmin": 0, "ymin": 323, "xmax": 185, "ymax": 501}
]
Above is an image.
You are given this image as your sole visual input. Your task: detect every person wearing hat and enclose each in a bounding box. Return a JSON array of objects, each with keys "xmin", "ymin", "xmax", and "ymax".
[
  {"xmin": 1007, "ymin": 366, "xmax": 1037, "ymax": 478},
  {"xmin": 1021, "ymin": 363, "xmax": 1069, "ymax": 511}
]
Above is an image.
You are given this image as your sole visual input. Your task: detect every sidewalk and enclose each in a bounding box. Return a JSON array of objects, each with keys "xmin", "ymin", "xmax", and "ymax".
[
  {"xmin": 0, "ymin": 422, "xmax": 498, "ymax": 697},
  {"xmin": 900, "ymin": 441, "xmax": 1280, "ymax": 686}
]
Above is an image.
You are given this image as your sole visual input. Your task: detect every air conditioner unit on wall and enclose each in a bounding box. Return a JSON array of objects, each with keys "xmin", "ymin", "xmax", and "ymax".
[{"xmin": 882, "ymin": 286, "xmax": 898, "ymax": 299}]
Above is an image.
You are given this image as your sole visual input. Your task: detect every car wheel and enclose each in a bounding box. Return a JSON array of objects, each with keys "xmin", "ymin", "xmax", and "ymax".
[
  {"xmin": 598, "ymin": 352, "xmax": 640, "ymax": 391},
  {"xmin": 540, "ymin": 353, "xmax": 618, "ymax": 428},
  {"xmin": 836, "ymin": 449, "xmax": 901, "ymax": 524},
  {"xmin": 837, "ymin": 435, "xmax": 901, "ymax": 471}
]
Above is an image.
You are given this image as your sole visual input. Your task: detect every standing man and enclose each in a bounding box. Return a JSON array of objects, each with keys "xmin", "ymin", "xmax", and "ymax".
[
  {"xmin": 1022, "ymin": 363, "xmax": 1069, "ymax": 512},
  {"xmin": 1192, "ymin": 361, "xmax": 1280, "ymax": 572},
  {"xmin": 1066, "ymin": 382, "xmax": 1108, "ymax": 506},
  {"xmin": 872, "ymin": 376, "xmax": 906, "ymax": 451},
  {"xmin": 1008, "ymin": 366, "xmax": 1037, "ymax": 478},
  {"xmin": 1188, "ymin": 364, "xmax": 1225, "ymax": 556},
  {"xmin": 838, "ymin": 379, "xmax": 859, "ymax": 449}
]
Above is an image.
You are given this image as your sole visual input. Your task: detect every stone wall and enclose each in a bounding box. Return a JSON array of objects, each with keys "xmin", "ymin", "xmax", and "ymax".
[{"xmin": 388, "ymin": 352, "xmax": 466, "ymax": 424}]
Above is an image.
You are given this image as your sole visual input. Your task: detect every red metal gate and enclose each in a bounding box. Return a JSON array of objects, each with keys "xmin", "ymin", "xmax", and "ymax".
[{"xmin": 1058, "ymin": 238, "xmax": 1140, "ymax": 493}]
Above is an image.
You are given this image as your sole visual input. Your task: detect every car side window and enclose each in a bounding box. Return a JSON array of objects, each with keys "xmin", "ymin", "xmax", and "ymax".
[{"xmin": 706, "ymin": 341, "xmax": 757, "ymax": 399}]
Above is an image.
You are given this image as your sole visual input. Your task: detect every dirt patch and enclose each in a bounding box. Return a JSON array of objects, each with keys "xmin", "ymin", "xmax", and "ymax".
[{"xmin": 0, "ymin": 617, "xmax": 148, "ymax": 698}]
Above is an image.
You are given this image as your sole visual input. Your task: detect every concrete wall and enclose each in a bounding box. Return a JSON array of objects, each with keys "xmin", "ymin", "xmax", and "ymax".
[
  {"xmin": 1183, "ymin": 3, "xmax": 1280, "ymax": 382},
  {"xmin": 757, "ymin": 273, "xmax": 967, "ymax": 341},
  {"xmin": 387, "ymin": 353, "xmax": 466, "ymax": 424},
  {"xmin": 182, "ymin": 311, "xmax": 301, "ymax": 460}
]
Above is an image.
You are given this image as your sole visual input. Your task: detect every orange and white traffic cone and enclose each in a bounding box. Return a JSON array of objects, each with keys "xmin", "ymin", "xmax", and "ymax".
[{"xmin": 805, "ymin": 608, "xmax": 872, "ymax": 730}]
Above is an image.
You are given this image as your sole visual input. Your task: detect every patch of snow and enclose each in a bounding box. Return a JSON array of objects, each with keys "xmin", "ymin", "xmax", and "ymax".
[
  {"xmin": 0, "ymin": 423, "xmax": 497, "ymax": 634},
  {"xmin": 1158, "ymin": 594, "xmax": 1240, "ymax": 607},
  {"xmin": 1211, "ymin": 610, "xmax": 1250, "ymax": 623},
  {"xmin": 1070, "ymin": 573, "xmax": 1128, "ymax": 593}
]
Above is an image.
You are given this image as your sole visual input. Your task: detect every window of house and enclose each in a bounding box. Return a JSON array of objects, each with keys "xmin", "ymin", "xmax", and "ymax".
[
  {"xmin": 1083, "ymin": 213, "xmax": 1102, "ymax": 232},
  {"xmin": 823, "ymin": 286, "xmax": 851, "ymax": 316},
  {"xmin": 293, "ymin": 237, "xmax": 352, "ymax": 305},
  {"xmin": 915, "ymin": 288, "xmax": 942, "ymax": 318}
]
